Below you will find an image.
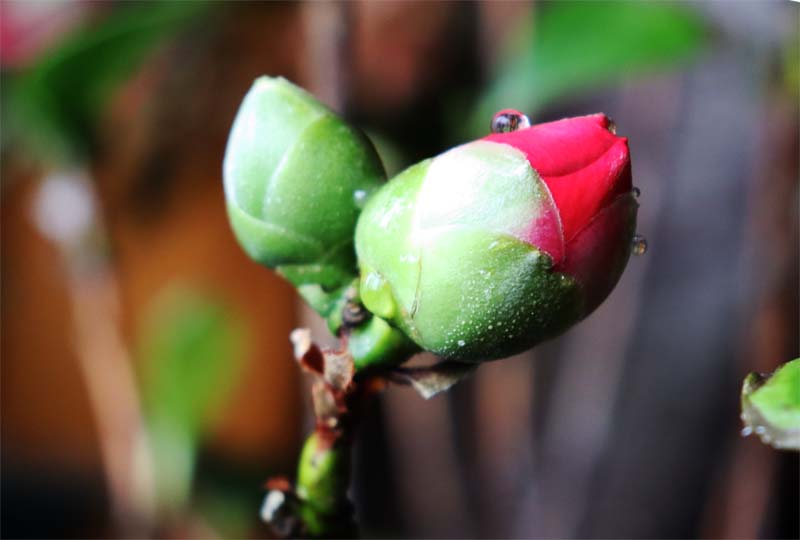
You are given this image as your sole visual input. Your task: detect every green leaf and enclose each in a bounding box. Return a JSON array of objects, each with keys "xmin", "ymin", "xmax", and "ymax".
[
  {"xmin": 4, "ymin": 1, "xmax": 208, "ymax": 162},
  {"xmin": 740, "ymin": 358, "xmax": 800, "ymax": 450},
  {"xmin": 137, "ymin": 285, "xmax": 246, "ymax": 510},
  {"xmin": 139, "ymin": 287, "xmax": 245, "ymax": 432},
  {"xmin": 468, "ymin": 1, "xmax": 706, "ymax": 136}
]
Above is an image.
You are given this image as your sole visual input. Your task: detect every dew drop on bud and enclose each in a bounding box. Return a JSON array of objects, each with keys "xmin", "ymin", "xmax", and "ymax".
[
  {"xmin": 632, "ymin": 186, "xmax": 641, "ymax": 199},
  {"xmin": 741, "ymin": 426, "xmax": 753, "ymax": 437},
  {"xmin": 353, "ymin": 189, "xmax": 368, "ymax": 209},
  {"xmin": 491, "ymin": 109, "xmax": 531, "ymax": 134},
  {"xmin": 631, "ymin": 234, "xmax": 648, "ymax": 256}
]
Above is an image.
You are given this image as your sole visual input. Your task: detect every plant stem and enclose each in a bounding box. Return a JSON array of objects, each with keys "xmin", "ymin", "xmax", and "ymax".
[{"xmin": 261, "ymin": 328, "xmax": 387, "ymax": 538}]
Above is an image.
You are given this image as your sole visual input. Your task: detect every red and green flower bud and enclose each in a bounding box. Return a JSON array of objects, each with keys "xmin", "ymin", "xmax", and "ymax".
[
  {"xmin": 355, "ymin": 113, "xmax": 638, "ymax": 362},
  {"xmin": 224, "ymin": 78, "xmax": 640, "ymax": 366},
  {"xmin": 223, "ymin": 76, "xmax": 386, "ymax": 294}
]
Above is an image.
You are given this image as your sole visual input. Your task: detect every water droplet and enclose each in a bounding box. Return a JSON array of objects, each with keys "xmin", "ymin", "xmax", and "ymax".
[
  {"xmin": 632, "ymin": 186, "xmax": 641, "ymax": 199},
  {"xmin": 741, "ymin": 426, "xmax": 753, "ymax": 437},
  {"xmin": 353, "ymin": 189, "xmax": 368, "ymax": 209},
  {"xmin": 631, "ymin": 234, "xmax": 648, "ymax": 256},
  {"xmin": 457, "ymin": 340, "xmax": 466, "ymax": 347},
  {"xmin": 754, "ymin": 426, "xmax": 766, "ymax": 436},
  {"xmin": 491, "ymin": 109, "xmax": 531, "ymax": 134}
]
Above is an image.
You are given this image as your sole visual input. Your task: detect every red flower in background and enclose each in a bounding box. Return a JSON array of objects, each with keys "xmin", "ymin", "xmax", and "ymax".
[{"xmin": 0, "ymin": 2, "xmax": 89, "ymax": 68}]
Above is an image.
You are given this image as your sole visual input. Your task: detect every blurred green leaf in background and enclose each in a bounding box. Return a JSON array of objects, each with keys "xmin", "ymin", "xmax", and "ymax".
[
  {"xmin": 137, "ymin": 286, "xmax": 246, "ymax": 514},
  {"xmin": 2, "ymin": 1, "xmax": 208, "ymax": 164},
  {"xmin": 468, "ymin": 1, "xmax": 706, "ymax": 136}
]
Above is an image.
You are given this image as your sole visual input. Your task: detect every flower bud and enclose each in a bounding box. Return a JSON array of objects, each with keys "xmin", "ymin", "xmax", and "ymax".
[
  {"xmin": 355, "ymin": 113, "xmax": 637, "ymax": 362},
  {"xmin": 223, "ymin": 77, "xmax": 386, "ymax": 292},
  {"xmin": 224, "ymin": 78, "xmax": 417, "ymax": 370}
]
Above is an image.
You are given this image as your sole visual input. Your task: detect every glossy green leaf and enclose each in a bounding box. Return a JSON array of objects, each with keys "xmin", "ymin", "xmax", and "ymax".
[
  {"xmin": 468, "ymin": 1, "xmax": 706, "ymax": 135},
  {"xmin": 741, "ymin": 358, "xmax": 800, "ymax": 450}
]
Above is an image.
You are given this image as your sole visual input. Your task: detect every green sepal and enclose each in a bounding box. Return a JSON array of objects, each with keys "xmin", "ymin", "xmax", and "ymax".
[
  {"xmin": 348, "ymin": 315, "xmax": 419, "ymax": 371},
  {"xmin": 293, "ymin": 282, "xmax": 351, "ymax": 334},
  {"xmin": 410, "ymin": 230, "xmax": 582, "ymax": 361},
  {"xmin": 275, "ymin": 242, "xmax": 358, "ymax": 292},
  {"xmin": 291, "ymin": 277, "xmax": 417, "ymax": 370},
  {"xmin": 362, "ymin": 230, "xmax": 582, "ymax": 362}
]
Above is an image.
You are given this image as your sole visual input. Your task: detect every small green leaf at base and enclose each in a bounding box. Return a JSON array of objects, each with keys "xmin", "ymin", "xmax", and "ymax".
[{"xmin": 740, "ymin": 358, "xmax": 800, "ymax": 450}]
